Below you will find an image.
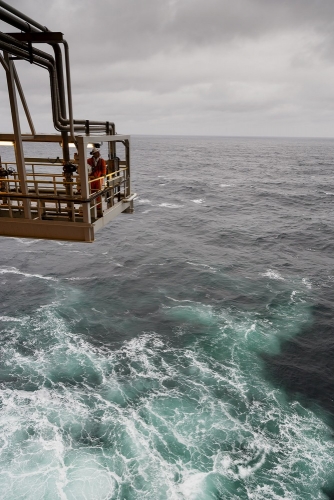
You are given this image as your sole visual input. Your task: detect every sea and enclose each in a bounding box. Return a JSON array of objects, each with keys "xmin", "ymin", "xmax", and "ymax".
[{"xmin": 0, "ymin": 135, "xmax": 333, "ymax": 500}]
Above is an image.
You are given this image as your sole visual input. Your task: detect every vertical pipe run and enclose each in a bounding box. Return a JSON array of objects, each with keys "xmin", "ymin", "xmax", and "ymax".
[
  {"xmin": 53, "ymin": 44, "xmax": 70, "ymax": 162},
  {"xmin": 4, "ymin": 52, "xmax": 31, "ymax": 218},
  {"xmin": 77, "ymin": 136, "xmax": 91, "ymax": 224},
  {"xmin": 63, "ymin": 41, "xmax": 74, "ymax": 140}
]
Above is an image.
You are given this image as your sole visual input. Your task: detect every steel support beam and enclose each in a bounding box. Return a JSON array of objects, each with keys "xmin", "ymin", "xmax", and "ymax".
[
  {"xmin": 13, "ymin": 64, "xmax": 36, "ymax": 135},
  {"xmin": 4, "ymin": 52, "xmax": 31, "ymax": 218},
  {"xmin": 5, "ymin": 32, "xmax": 64, "ymax": 43}
]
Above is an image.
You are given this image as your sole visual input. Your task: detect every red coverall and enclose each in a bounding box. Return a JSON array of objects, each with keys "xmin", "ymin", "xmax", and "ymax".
[{"xmin": 87, "ymin": 156, "xmax": 106, "ymax": 210}]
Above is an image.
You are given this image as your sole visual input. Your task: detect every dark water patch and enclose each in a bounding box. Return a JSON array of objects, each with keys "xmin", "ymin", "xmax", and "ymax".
[
  {"xmin": 322, "ymin": 484, "xmax": 334, "ymax": 500},
  {"xmin": 263, "ymin": 299, "xmax": 334, "ymax": 422}
]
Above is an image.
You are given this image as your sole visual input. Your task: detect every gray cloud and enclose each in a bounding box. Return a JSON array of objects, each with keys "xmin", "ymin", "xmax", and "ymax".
[
  {"xmin": 6, "ymin": 0, "xmax": 334, "ymax": 60},
  {"xmin": 1, "ymin": 0, "xmax": 334, "ymax": 136}
]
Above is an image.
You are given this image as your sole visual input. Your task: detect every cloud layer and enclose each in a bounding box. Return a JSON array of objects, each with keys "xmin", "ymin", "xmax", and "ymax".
[{"xmin": 1, "ymin": 0, "xmax": 334, "ymax": 136}]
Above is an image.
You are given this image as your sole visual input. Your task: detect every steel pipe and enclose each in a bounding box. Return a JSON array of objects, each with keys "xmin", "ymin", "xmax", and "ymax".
[{"xmin": 0, "ymin": 5, "xmax": 116, "ymax": 136}]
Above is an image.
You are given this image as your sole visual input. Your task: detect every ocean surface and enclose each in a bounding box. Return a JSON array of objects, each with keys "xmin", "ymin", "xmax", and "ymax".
[{"xmin": 0, "ymin": 135, "xmax": 334, "ymax": 499}]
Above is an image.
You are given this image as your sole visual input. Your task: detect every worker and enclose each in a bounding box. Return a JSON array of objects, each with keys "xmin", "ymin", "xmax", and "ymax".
[{"xmin": 87, "ymin": 147, "xmax": 106, "ymax": 213}]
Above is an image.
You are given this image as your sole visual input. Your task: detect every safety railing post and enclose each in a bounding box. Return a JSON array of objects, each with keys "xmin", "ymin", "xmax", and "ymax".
[{"xmin": 125, "ymin": 139, "xmax": 131, "ymax": 198}]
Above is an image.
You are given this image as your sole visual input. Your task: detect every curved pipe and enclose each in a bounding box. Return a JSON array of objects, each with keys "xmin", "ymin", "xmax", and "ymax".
[
  {"xmin": 0, "ymin": 37, "xmax": 68, "ymax": 131},
  {"xmin": 0, "ymin": 18, "xmax": 116, "ymax": 135}
]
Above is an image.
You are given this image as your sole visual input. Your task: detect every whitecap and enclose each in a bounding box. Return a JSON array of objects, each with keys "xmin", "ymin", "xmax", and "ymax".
[
  {"xmin": 91, "ymin": 307, "xmax": 104, "ymax": 314},
  {"xmin": 220, "ymin": 184, "xmax": 232, "ymax": 187},
  {"xmin": 166, "ymin": 296, "xmax": 201, "ymax": 304},
  {"xmin": 0, "ymin": 315, "xmax": 25, "ymax": 323},
  {"xmin": 302, "ymin": 277, "xmax": 312, "ymax": 289},
  {"xmin": 179, "ymin": 471, "xmax": 209, "ymax": 499},
  {"xmin": 238, "ymin": 451, "xmax": 267, "ymax": 478},
  {"xmin": 14, "ymin": 238, "xmax": 40, "ymax": 246},
  {"xmin": 137, "ymin": 198, "xmax": 152, "ymax": 204},
  {"xmin": 0, "ymin": 266, "xmax": 58, "ymax": 281},
  {"xmin": 54, "ymin": 241, "xmax": 73, "ymax": 246},
  {"xmin": 261, "ymin": 269, "xmax": 284, "ymax": 281},
  {"xmin": 140, "ymin": 262, "xmax": 166, "ymax": 267},
  {"xmin": 191, "ymin": 199, "xmax": 205, "ymax": 204},
  {"xmin": 186, "ymin": 261, "xmax": 217, "ymax": 272},
  {"xmin": 244, "ymin": 322, "xmax": 256, "ymax": 339},
  {"xmin": 159, "ymin": 203, "xmax": 183, "ymax": 208},
  {"xmin": 63, "ymin": 276, "xmax": 98, "ymax": 281}
]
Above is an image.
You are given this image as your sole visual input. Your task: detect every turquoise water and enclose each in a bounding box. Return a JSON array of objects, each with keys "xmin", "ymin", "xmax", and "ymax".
[{"xmin": 0, "ymin": 136, "xmax": 334, "ymax": 499}]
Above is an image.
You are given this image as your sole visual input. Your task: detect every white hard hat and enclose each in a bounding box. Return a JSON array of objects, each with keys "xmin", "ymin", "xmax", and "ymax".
[{"xmin": 90, "ymin": 147, "xmax": 100, "ymax": 154}]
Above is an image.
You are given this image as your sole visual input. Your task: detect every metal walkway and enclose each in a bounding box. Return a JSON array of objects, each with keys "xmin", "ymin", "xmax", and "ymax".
[{"xmin": 0, "ymin": 1, "xmax": 135, "ymax": 242}]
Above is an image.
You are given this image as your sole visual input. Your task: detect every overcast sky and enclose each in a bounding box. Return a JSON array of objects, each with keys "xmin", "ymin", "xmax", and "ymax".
[{"xmin": 1, "ymin": 0, "xmax": 334, "ymax": 137}]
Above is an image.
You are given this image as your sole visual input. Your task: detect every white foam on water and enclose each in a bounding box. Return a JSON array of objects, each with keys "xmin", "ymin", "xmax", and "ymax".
[
  {"xmin": 166, "ymin": 296, "xmax": 203, "ymax": 304},
  {"xmin": 191, "ymin": 199, "xmax": 205, "ymax": 204},
  {"xmin": 302, "ymin": 277, "xmax": 312, "ymax": 289},
  {"xmin": 139, "ymin": 262, "xmax": 166, "ymax": 268},
  {"xmin": 244, "ymin": 322, "xmax": 256, "ymax": 340},
  {"xmin": 0, "ymin": 266, "xmax": 58, "ymax": 281},
  {"xmin": 0, "ymin": 293, "xmax": 333, "ymax": 499},
  {"xmin": 91, "ymin": 307, "xmax": 104, "ymax": 314},
  {"xmin": 63, "ymin": 276, "xmax": 98, "ymax": 281},
  {"xmin": 0, "ymin": 315, "xmax": 26, "ymax": 323},
  {"xmin": 15, "ymin": 238, "xmax": 41, "ymax": 246},
  {"xmin": 63, "ymin": 453, "xmax": 118, "ymax": 499},
  {"xmin": 159, "ymin": 203, "xmax": 184, "ymax": 208},
  {"xmin": 186, "ymin": 261, "xmax": 217, "ymax": 272},
  {"xmin": 166, "ymin": 302, "xmax": 214, "ymax": 327},
  {"xmin": 178, "ymin": 471, "xmax": 210, "ymax": 499},
  {"xmin": 261, "ymin": 269, "xmax": 285, "ymax": 281},
  {"xmin": 137, "ymin": 198, "xmax": 152, "ymax": 204},
  {"xmin": 54, "ymin": 241, "xmax": 73, "ymax": 246}
]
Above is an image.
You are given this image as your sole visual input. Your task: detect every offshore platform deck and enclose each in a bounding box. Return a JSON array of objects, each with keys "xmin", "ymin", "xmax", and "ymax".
[{"xmin": 0, "ymin": 1, "xmax": 135, "ymax": 242}]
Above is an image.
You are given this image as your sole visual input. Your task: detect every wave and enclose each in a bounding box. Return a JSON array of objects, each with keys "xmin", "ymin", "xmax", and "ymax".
[
  {"xmin": 136, "ymin": 198, "xmax": 153, "ymax": 204},
  {"xmin": 159, "ymin": 203, "xmax": 184, "ymax": 208},
  {"xmin": 0, "ymin": 270, "xmax": 331, "ymax": 499},
  {"xmin": 0, "ymin": 266, "xmax": 58, "ymax": 281},
  {"xmin": 261, "ymin": 269, "xmax": 285, "ymax": 281}
]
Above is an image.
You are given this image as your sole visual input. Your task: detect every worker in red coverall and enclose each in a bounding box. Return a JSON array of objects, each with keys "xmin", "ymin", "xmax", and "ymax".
[{"xmin": 87, "ymin": 147, "xmax": 106, "ymax": 213}]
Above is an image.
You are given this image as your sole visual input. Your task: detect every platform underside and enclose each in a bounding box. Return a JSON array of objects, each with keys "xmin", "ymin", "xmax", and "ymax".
[{"xmin": 0, "ymin": 200, "xmax": 132, "ymax": 242}]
